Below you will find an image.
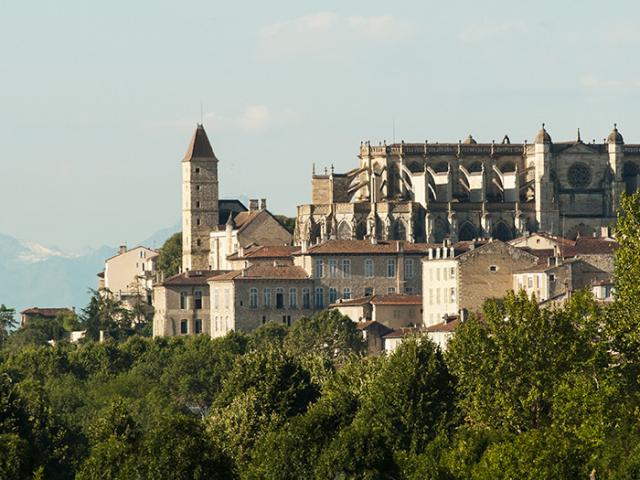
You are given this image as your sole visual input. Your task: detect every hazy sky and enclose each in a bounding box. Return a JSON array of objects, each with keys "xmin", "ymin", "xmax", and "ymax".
[{"xmin": 2, "ymin": 0, "xmax": 640, "ymax": 251}]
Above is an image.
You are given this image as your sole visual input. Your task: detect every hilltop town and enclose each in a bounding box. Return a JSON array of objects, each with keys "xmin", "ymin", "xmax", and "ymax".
[{"xmin": 81, "ymin": 123, "xmax": 629, "ymax": 351}]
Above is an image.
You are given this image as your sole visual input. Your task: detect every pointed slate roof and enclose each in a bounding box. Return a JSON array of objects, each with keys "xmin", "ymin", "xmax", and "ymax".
[{"xmin": 183, "ymin": 124, "xmax": 217, "ymax": 162}]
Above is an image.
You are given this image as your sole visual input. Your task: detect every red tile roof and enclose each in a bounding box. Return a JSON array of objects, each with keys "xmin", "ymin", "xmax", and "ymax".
[
  {"xmin": 163, "ymin": 270, "xmax": 228, "ymax": 286},
  {"xmin": 299, "ymin": 240, "xmax": 438, "ymax": 255},
  {"xmin": 370, "ymin": 294, "xmax": 422, "ymax": 306},
  {"xmin": 210, "ymin": 265, "xmax": 310, "ymax": 281},
  {"xmin": 564, "ymin": 237, "xmax": 618, "ymax": 256},
  {"xmin": 228, "ymin": 245, "xmax": 299, "ymax": 260},
  {"xmin": 20, "ymin": 307, "xmax": 74, "ymax": 318},
  {"xmin": 424, "ymin": 318, "xmax": 460, "ymax": 333},
  {"xmin": 383, "ymin": 327, "xmax": 422, "ymax": 339}
]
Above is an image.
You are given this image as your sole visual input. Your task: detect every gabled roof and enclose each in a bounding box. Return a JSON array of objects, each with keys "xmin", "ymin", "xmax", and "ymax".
[
  {"xmin": 227, "ymin": 245, "xmax": 299, "ymax": 261},
  {"xmin": 104, "ymin": 245, "xmax": 158, "ymax": 263},
  {"xmin": 383, "ymin": 327, "xmax": 422, "ymax": 339},
  {"xmin": 424, "ymin": 318, "xmax": 460, "ymax": 333},
  {"xmin": 356, "ymin": 320, "xmax": 393, "ymax": 334},
  {"xmin": 183, "ymin": 124, "xmax": 217, "ymax": 162},
  {"xmin": 330, "ymin": 294, "xmax": 422, "ymax": 308},
  {"xmin": 299, "ymin": 240, "xmax": 438, "ymax": 256},
  {"xmin": 210, "ymin": 264, "xmax": 310, "ymax": 282},
  {"xmin": 20, "ymin": 307, "xmax": 74, "ymax": 317},
  {"xmin": 163, "ymin": 270, "xmax": 228, "ymax": 286},
  {"xmin": 564, "ymin": 236, "xmax": 618, "ymax": 256}
]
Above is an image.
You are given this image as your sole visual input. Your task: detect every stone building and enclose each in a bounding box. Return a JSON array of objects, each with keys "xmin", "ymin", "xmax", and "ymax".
[
  {"xmin": 330, "ymin": 293, "xmax": 422, "ymax": 328},
  {"xmin": 292, "ymin": 239, "xmax": 432, "ymax": 304},
  {"xmin": 181, "ymin": 124, "xmax": 292, "ymax": 272},
  {"xmin": 100, "ymin": 245, "xmax": 159, "ymax": 305},
  {"xmin": 296, "ymin": 125, "xmax": 639, "ymax": 245},
  {"xmin": 152, "ymin": 270, "xmax": 226, "ymax": 337},
  {"xmin": 422, "ymin": 240, "xmax": 540, "ymax": 326},
  {"xmin": 208, "ymin": 264, "xmax": 314, "ymax": 337}
]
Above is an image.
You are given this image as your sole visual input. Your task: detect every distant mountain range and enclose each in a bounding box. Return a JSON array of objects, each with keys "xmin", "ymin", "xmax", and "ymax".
[{"xmin": 0, "ymin": 223, "xmax": 180, "ymax": 317}]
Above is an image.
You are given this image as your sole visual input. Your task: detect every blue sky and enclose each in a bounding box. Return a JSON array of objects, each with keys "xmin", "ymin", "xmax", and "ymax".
[{"xmin": 1, "ymin": 0, "xmax": 639, "ymax": 250}]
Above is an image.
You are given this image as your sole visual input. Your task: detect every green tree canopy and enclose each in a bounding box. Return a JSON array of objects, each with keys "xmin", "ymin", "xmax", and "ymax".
[{"xmin": 157, "ymin": 232, "xmax": 182, "ymax": 278}]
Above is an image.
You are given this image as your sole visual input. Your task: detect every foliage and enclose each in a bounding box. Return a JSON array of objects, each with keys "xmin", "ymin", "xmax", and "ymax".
[
  {"xmin": 157, "ymin": 232, "xmax": 182, "ymax": 278},
  {"xmin": 273, "ymin": 215, "xmax": 296, "ymax": 234},
  {"xmin": 0, "ymin": 304, "xmax": 17, "ymax": 346}
]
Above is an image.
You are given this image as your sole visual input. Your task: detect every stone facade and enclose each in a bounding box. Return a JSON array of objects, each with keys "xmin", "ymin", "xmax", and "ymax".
[
  {"xmin": 208, "ymin": 265, "xmax": 314, "ymax": 336},
  {"xmin": 296, "ymin": 126, "xmax": 639, "ymax": 246},
  {"xmin": 422, "ymin": 240, "xmax": 539, "ymax": 326}
]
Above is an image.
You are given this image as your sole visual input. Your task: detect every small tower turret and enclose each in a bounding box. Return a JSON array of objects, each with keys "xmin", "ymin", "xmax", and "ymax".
[{"xmin": 182, "ymin": 124, "xmax": 219, "ymax": 271}]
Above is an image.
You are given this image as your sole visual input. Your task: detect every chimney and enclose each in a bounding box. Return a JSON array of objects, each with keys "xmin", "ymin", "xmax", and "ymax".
[
  {"xmin": 396, "ymin": 241, "xmax": 404, "ymax": 253},
  {"xmin": 260, "ymin": 198, "xmax": 267, "ymax": 210},
  {"xmin": 238, "ymin": 245, "xmax": 244, "ymax": 257},
  {"xmin": 370, "ymin": 236, "xmax": 378, "ymax": 245},
  {"xmin": 249, "ymin": 199, "xmax": 259, "ymax": 211},
  {"xmin": 301, "ymin": 239, "xmax": 308, "ymax": 253},
  {"xmin": 119, "ymin": 245, "xmax": 127, "ymax": 255},
  {"xmin": 428, "ymin": 248, "xmax": 433, "ymax": 259},
  {"xmin": 600, "ymin": 225, "xmax": 611, "ymax": 238}
]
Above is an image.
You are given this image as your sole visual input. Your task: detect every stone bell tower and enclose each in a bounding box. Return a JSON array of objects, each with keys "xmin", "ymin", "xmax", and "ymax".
[{"xmin": 182, "ymin": 124, "xmax": 219, "ymax": 271}]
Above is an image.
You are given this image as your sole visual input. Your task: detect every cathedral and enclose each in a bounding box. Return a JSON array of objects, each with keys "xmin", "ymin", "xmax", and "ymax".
[{"xmin": 295, "ymin": 125, "xmax": 640, "ymax": 245}]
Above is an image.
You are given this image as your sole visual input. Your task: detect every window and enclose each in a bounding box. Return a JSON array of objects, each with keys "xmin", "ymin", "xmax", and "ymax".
[
  {"xmin": 365, "ymin": 259, "xmax": 374, "ymax": 278},
  {"xmin": 549, "ymin": 273, "xmax": 556, "ymax": 282},
  {"xmin": 342, "ymin": 259, "xmax": 351, "ymax": 278},
  {"xmin": 250, "ymin": 288, "xmax": 258, "ymax": 308},
  {"xmin": 195, "ymin": 319, "xmax": 202, "ymax": 334},
  {"xmin": 195, "ymin": 167, "xmax": 200, "ymax": 174},
  {"xmin": 196, "ymin": 185, "xmax": 201, "ymax": 191},
  {"xmin": 343, "ymin": 288, "xmax": 351, "ymax": 300},
  {"xmin": 364, "ymin": 287, "xmax": 373, "ymax": 296},
  {"xmin": 263, "ymin": 288, "xmax": 271, "ymax": 307},
  {"xmin": 404, "ymin": 286, "xmax": 413, "ymax": 294},
  {"xmin": 196, "ymin": 239, "xmax": 201, "ymax": 247},
  {"xmin": 450, "ymin": 287, "xmax": 456, "ymax": 303},
  {"xmin": 289, "ymin": 288, "xmax": 297, "ymax": 308},
  {"xmin": 404, "ymin": 259, "xmax": 414, "ymax": 279},
  {"xmin": 329, "ymin": 259, "xmax": 337, "ymax": 278},
  {"xmin": 213, "ymin": 289, "xmax": 219, "ymax": 309},
  {"xmin": 194, "ymin": 290, "xmax": 203, "ymax": 310},
  {"xmin": 262, "ymin": 316, "xmax": 267, "ymax": 325},
  {"xmin": 436, "ymin": 268, "xmax": 440, "ymax": 281},
  {"xmin": 315, "ymin": 259, "xmax": 324, "ymax": 278},
  {"xmin": 224, "ymin": 289, "xmax": 230, "ymax": 309},
  {"xmin": 329, "ymin": 288, "xmax": 338, "ymax": 304},
  {"xmin": 302, "ymin": 288, "xmax": 311, "ymax": 309},
  {"xmin": 450, "ymin": 267, "xmax": 456, "ymax": 278},
  {"xmin": 436, "ymin": 288, "xmax": 441, "ymax": 304},
  {"xmin": 180, "ymin": 292, "xmax": 187, "ymax": 310},
  {"xmin": 196, "ymin": 218, "xmax": 201, "ymax": 226},
  {"xmin": 387, "ymin": 259, "xmax": 397, "ymax": 278},
  {"xmin": 527, "ymin": 276, "xmax": 533, "ymax": 288},
  {"xmin": 276, "ymin": 288, "xmax": 284, "ymax": 309},
  {"xmin": 489, "ymin": 265, "xmax": 498, "ymax": 272},
  {"xmin": 180, "ymin": 319, "xmax": 188, "ymax": 334},
  {"xmin": 315, "ymin": 288, "xmax": 324, "ymax": 308},
  {"xmin": 388, "ymin": 287, "xmax": 396, "ymax": 294},
  {"xmin": 283, "ymin": 315, "xmax": 292, "ymax": 326}
]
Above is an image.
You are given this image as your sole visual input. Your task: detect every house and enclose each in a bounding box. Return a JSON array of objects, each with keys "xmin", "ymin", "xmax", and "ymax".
[
  {"xmin": 330, "ymin": 293, "xmax": 422, "ymax": 329},
  {"xmin": 102, "ymin": 245, "xmax": 159, "ymax": 305},
  {"xmin": 20, "ymin": 307, "xmax": 75, "ymax": 328},
  {"xmin": 356, "ymin": 321, "xmax": 392, "ymax": 354}
]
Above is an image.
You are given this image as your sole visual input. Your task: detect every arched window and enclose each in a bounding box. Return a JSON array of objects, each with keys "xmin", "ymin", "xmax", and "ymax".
[
  {"xmin": 392, "ymin": 220, "xmax": 406, "ymax": 240},
  {"xmin": 249, "ymin": 288, "xmax": 258, "ymax": 308},
  {"xmin": 623, "ymin": 162, "xmax": 639, "ymax": 195},
  {"xmin": 432, "ymin": 217, "xmax": 450, "ymax": 243},
  {"xmin": 492, "ymin": 222, "xmax": 513, "ymax": 241},
  {"xmin": 458, "ymin": 222, "xmax": 477, "ymax": 241},
  {"xmin": 355, "ymin": 221, "xmax": 367, "ymax": 239},
  {"xmin": 337, "ymin": 221, "xmax": 352, "ymax": 240}
]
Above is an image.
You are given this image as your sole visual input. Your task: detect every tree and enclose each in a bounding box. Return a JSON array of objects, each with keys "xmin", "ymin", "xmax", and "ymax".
[
  {"xmin": 79, "ymin": 289, "xmax": 132, "ymax": 341},
  {"xmin": 357, "ymin": 335, "xmax": 456, "ymax": 454},
  {"xmin": 274, "ymin": 215, "xmax": 296, "ymax": 234},
  {"xmin": 157, "ymin": 232, "xmax": 182, "ymax": 278},
  {"xmin": 0, "ymin": 304, "xmax": 17, "ymax": 346},
  {"xmin": 284, "ymin": 310, "xmax": 366, "ymax": 363},
  {"xmin": 608, "ymin": 191, "xmax": 640, "ymax": 367},
  {"xmin": 447, "ymin": 290, "xmax": 605, "ymax": 434}
]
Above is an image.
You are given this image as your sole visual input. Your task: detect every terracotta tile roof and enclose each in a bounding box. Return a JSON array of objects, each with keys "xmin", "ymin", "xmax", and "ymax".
[
  {"xmin": 330, "ymin": 296, "xmax": 373, "ymax": 307},
  {"xmin": 163, "ymin": 270, "xmax": 228, "ymax": 286},
  {"xmin": 20, "ymin": 307, "xmax": 74, "ymax": 318},
  {"xmin": 228, "ymin": 245, "xmax": 299, "ymax": 260},
  {"xmin": 356, "ymin": 320, "xmax": 393, "ymax": 334},
  {"xmin": 182, "ymin": 124, "xmax": 216, "ymax": 162},
  {"xmin": 424, "ymin": 318, "xmax": 460, "ymax": 333},
  {"xmin": 383, "ymin": 327, "xmax": 422, "ymax": 339},
  {"xmin": 299, "ymin": 240, "xmax": 439, "ymax": 256},
  {"xmin": 210, "ymin": 265, "xmax": 310, "ymax": 282},
  {"xmin": 370, "ymin": 294, "xmax": 422, "ymax": 306},
  {"xmin": 355, "ymin": 320, "xmax": 376, "ymax": 329},
  {"xmin": 564, "ymin": 237, "xmax": 618, "ymax": 256}
]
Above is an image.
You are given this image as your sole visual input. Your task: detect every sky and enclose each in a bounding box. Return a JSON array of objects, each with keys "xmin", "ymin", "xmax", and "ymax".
[{"xmin": 1, "ymin": 0, "xmax": 640, "ymax": 251}]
